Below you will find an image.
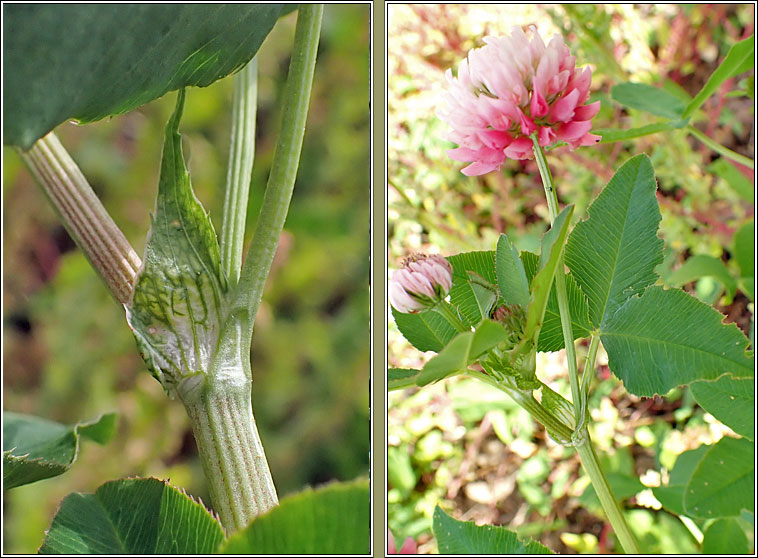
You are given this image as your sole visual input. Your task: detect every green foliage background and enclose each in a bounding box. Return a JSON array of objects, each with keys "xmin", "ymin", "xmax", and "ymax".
[
  {"xmin": 388, "ymin": 4, "xmax": 753, "ymax": 554},
  {"xmin": 2, "ymin": 5, "xmax": 369, "ymax": 553}
]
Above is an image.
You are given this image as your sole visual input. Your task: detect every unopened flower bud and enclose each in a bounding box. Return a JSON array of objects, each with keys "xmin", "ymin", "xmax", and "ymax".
[
  {"xmin": 389, "ymin": 253, "xmax": 453, "ymax": 313},
  {"xmin": 492, "ymin": 303, "xmax": 526, "ymax": 341}
]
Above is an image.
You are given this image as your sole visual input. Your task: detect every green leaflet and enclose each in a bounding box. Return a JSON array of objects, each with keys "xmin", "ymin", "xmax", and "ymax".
[
  {"xmin": 3, "ymin": 4, "xmax": 287, "ymax": 149},
  {"xmin": 568, "ymin": 153, "xmax": 753, "ymax": 397},
  {"xmin": 448, "ymin": 251, "xmax": 498, "ymax": 326},
  {"xmin": 391, "ymin": 306, "xmax": 458, "ymax": 353},
  {"xmin": 734, "ymin": 220, "xmax": 755, "ymax": 278},
  {"xmin": 416, "ymin": 320, "xmax": 509, "ymax": 386},
  {"xmin": 652, "ymin": 445, "xmax": 709, "ymax": 517},
  {"xmin": 3, "ymin": 412, "xmax": 117, "ymax": 490},
  {"xmin": 709, "ymin": 159, "xmax": 754, "ymax": 203},
  {"xmin": 701, "ymin": 518, "xmax": 751, "ymax": 554},
  {"xmin": 734, "ymin": 220, "xmax": 755, "ymax": 299},
  {"xmin": 596, "ymin": 122, "xmax": 683, "ymax": 144},
  {"xmin": 126, "ymin": 91, "xmax": 228, "ymax": 395},
  {"xmin": 495, "ymin": 233, "xmax": 529, "ymax": 308},
  {"xmin": 565, "ymin": 154, "xmax": 663, "ymax": 328},
  {"xmin": 388, "ymin": 368, "xmax": 421, "ymax": 391},
  {"xmin": 600, "ymin": 286, "xmax": 753, "ymax": 396},
  {"xmin": 219, "ymin": 479, "xmax": 370, "ymax": 554},
  {"xmin": 521, "ymin": 252, "xmax": 591, "ymax": 352},
  {"xmin": 684, "ymin": 436, "xmax": 754, "ymax": 519},
  {"xmin": 38, "ymin": 478, "xmax": 225, "ymax": 554},
  {"xmin": 611, "ymin": 82, "xmax": 687, "ymax": 120},
  {"xmin": 683, "ymin": 34, "xmax": 755, "ymax": 119},
  {"xmin": 518, "ymin": 205, "xmax": 574, "ymax": 353},
  {"xmin": 432, "ymin": 505, "xmax": 553, "ymax": 554},
  {"xmin": 690, "ymin": 375, "xmax": 754, "ymax": 441}
]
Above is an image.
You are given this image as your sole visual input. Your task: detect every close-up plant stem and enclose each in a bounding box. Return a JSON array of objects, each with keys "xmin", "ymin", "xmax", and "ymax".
[
  {"xmin": 232, "ymin": 4, "xmax": 324, "ymax": 347},
  {"xmin": 180, "ymin": 4, "xmax": 324, "ymax": 533},
  {"xmin": 466, "ymin": 369, "xmax": 574, "ymax": 443},
  {"xmin": 531, "ymin": 135, "xmax": 641, "ymax": 554},
  {"xmin": 18, "ymin": 4, "xmax": 326, "ymax": 536},
  {"xmin": 220, "ymin": 56, "xmax": 258, "ymax": 285},
  {"xmin": 16, "ymin": 132, "xmax": 141, "ymax": 304},
  {"xmin": 530, "ymin": 134, "xmax": 582, "ymax": 426},
  {"xmin": 686, "ymin": 124, "xmax": 755, "ymax": 169},
  {"xmin": 182, "ymin": 353, "xmax": 278, "ymax": 532},
  {"xmin": 574, "ymin": 435, "xmax": 641, "ymax": 554}
]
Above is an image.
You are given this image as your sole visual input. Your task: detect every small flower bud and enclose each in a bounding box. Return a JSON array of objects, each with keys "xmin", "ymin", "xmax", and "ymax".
[
  {"xmin": 389, "ymin": 253, "xmax": 453, "ymax": 313},
  {"xmin": 492, "ymin": 303, "xmax": 526, "ymax": 346}
]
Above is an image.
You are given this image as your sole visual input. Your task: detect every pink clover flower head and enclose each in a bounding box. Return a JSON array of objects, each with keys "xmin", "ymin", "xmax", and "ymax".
[
  {"xmin": 389, "ymin": 253, "xmax": 453, "ymax": 314},
  {"xmin": 388, "ymin": 529, "xmax": 418, "ymax": 554},
  {"xmin": 437, "ymin": 25, "xmax": 601, "ymax": 176}
]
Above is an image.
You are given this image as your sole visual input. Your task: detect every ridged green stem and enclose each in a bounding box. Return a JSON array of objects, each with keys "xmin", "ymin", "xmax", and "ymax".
[
  {"xmin": 17, "ymin": 132, "xmax": 141, "ymax": 304},
  {"xmin": 574, "ymin": 432, "xmax": 640, "ymax": 553},
  {"xmin": 220, "ymin": 56, "xmax": 258, "ymax": 285},
  {"xmin": 578, "ymin": 333, "xmax": 601, "ymax": 430},
  {"xmin": 233, "ymin": 4, "xmax": 323, "ymax": 344},
  {"xmin": 466, "ymin": 369, "xmax": 574, "ymax": 442},
  {"xmin": 183, "ymin": 5, "xmax": 322, "ymax": 533},
  {"xmin": 530, "ymin": 135, "xmax": 582, "ymax": 426},
  {"xmin": 530, "ymin": 135, "xmax": 640, "ymax": 553},
  {"xmin": 686, "ymin": 124, "xmax": 754, "ymax": 169},
  {"xmin": 180, "ymin": 366, "xmax": 277, "ymax": 532}
]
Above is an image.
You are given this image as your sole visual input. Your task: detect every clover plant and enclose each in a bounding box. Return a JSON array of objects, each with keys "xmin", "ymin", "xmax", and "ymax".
[
  {"xmin": 389, "ymin": 23, "xmax": 754, "ymax": 554},
  {"xmin": 3, "ymin": 4, "xmax": 369, "ymax": 554}
]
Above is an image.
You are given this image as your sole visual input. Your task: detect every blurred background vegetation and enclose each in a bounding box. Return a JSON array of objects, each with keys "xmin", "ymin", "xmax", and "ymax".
[
  {"xmin": 388, "ymin": 4, "xmax": 753, "ymax": 554},
  {"xmin": 2, "ymin": 5, "xmax": 369, "ymax": 553}
]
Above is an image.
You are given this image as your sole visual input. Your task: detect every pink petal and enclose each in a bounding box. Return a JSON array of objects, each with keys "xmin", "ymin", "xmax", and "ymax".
[
  {"xmin": 403, "ymin": 269, "xmax": 436, "ymax": 297},
  {"xmin": 389, "ymin": 281, "xmax": 421, "ymax": 313},
  {"xmin": 519, "ymin": 111, "xmax": 537, "ymax": 135},
  {"xmin": 478, "ymin": 129, "xmax": 510, "ymax": 149},
  {"xmin": 549, "ymin": 88, "xmax": 580, "ymax": 122},
  {"xmin": 503, "ymin": 137, "xmax": 534, "ymax": 159},
  {"xmin": 427, "ymin": 258, "xmax": 453, "ymax": 291},
  {"xmin": 447, "ymin": 147, "xmax": 484, "ymax": 162},
  {"xmin": 399, "ymin": 537, "xmax": 418, "ymax": 554},
  {"xmin": 573, "ymin": 101, "xmax": 601, "ymax": 121},
  {"xmin": 567, "ymin": 67, "xmax": 592, "ymax": 100},
  {"xmin": 462, "ymin": 160, "xmax": 502, "ymax": 176},
  {"xmin": 555, "ymin": 120, "xmax": 593, "ymax": 142},
  {"xmin": 546, "ymin": 69, "xmax": 571, "ymax": 100},
  {"xmin": 577, "ymin": 132, "xmax": 602, "ymax": 146},
  {"xmin": 538, "ymin": 126, "xmax": 556, "ymax": 146},
  {"xmin": 530, "ymin": 89, "xmax": 549, "ymax": 118}
]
